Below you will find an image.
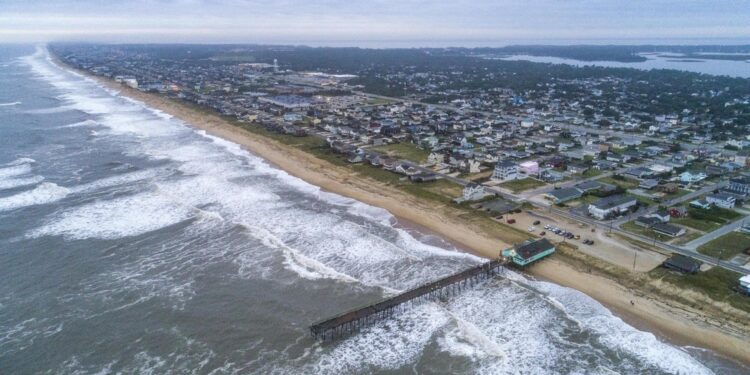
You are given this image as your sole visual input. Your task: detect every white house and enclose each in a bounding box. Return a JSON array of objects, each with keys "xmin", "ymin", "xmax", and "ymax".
[
  {"xmin": 679, "ymin": 171, "xmax": 707, "ymax": 184},
  {"xmin": 427, "ymin": 152, "xmax": 444, "ymax": 166},
  {"xmin": 492, "ymin": 160, "xmax": 519, "ymax": 181},
  {"xmin": 588, "ymin": 195, "xmax": 638, "ymax": 220},
  {"xmin": 454, "ymin": 183, "xmax": 486, "ymax": 203},
  {"xmin": 706, "ymin": 193, "xmax": 736, "ymax": 209}
]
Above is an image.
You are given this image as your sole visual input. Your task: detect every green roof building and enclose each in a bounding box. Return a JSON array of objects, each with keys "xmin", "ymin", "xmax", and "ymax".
[{"xmin": 502, "ymin": 238, "xmax": 556, "ymax": 267}]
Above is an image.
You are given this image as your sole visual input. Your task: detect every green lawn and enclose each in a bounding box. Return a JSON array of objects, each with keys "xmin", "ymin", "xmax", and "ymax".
[
  {"xmin": 365, "ymin": 98, "xmax": 396, "ymax": 106},
  {"xmin": 621, "ymin": 221, "xmax": 674, "ymax": 242},
  {"xmin": 662, "ymin": 188, "xmax": 691, "ymax": 200},
  {"xmin": 567, "ymin": 194, "xmax": 600, "ymax": 207},
  {"xmin": 697, "ymin": 232, "xmax": 750, "ymax": 260},
  {"xmin": 671, "ymin": 217, "xmax": 722, "ymax": 232},
  {"xmin": 671, "ymin": 206, "xmax": 744, "ymax": 233},
  {"xmin": 671, "ymin": 231, "xmax": 703, "ymax": 245},
  {"xmin": 631, "ymin": 194, "xmax": 656, "ymax": 207},
  {"xmin": 499, "ymin": 178, "xmax": 547, "ymax": 193},
  {"xmin": 581, "ymin": 169, "xmax": 604, "ymax": 178},
  {"xmin": 650, "ymin": 267, "xmax": 750, "ymax": 312},
  {"xmin": 372, "ymin": 143, "xmax": 430, "ymax": 163},
  {"xmin": 598, "ymin": 176, "xmax": 639, "ymax": 189}
]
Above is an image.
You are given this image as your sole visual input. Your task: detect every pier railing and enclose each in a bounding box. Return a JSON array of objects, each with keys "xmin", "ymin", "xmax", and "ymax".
[{"xmin": 309, "ymin": 259, "xmax": 506, "ymax": 341}]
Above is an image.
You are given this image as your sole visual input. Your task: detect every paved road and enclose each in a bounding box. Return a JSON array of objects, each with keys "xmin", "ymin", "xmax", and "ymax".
[{"xmin": 682, "ymin": 216, "xmax": 750, "ymax": 250}]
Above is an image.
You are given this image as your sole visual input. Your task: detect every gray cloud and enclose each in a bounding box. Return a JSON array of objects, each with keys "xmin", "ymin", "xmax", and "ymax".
[{"xmin": 1, "ymin": 0, "xmax": 749, "ymax": 45}]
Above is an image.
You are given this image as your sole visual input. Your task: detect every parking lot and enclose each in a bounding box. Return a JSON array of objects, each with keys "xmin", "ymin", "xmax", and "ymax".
[{"xmin": 495, "ymin": 209, "xmax": 667, "ymax": 272}]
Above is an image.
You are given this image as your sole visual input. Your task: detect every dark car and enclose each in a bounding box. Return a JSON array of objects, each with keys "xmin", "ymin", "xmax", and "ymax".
[{"xmin": 533, "ymin": 220, "xmax": 541, "ymax": 225}]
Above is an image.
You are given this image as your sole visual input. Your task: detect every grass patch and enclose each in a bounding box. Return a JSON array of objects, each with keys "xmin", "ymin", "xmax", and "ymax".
[
  {"xmin": 421, "ymin": 179, "xmax": 464, "ymax": 199},
  {"xmin": 498, "ymin": 178, "xmax": 547, "ymax": 193},
  {"xmin": 567, "ymin": 194, "xmax": 600, "ymax": 207},
  {"xmin": 581, "ymin": 169, "xmax": 604, "ymax": 178},
  {"xmin": 372, "ymin": 143, "xmax": 430, "ymax": 163},
  {"xmin": 598, "ymin": 176, "xmax": 640, "ymax": 189},
  {"xmin": 697, "ymin": 232, "xmax": 750, "ymax": 260},
  {"xmin": 650, "ymin": 267, "xmax": 750, "ymax": 312},
  {"xmin": 631, "ymin": 194, "xmax": 656, "ymax": 207},
  {"xmin": 662, "ymin": 188, "xmax": 691, "ymax": 200},
  {"xmin": 621, "ymin": 221, "xmax": 674, "ymax": 242},
  {"xmin": 672, "ymin": 217, "xmax": 722, "ymax": 232},
  {"xmin": 671, "ymin": 231, "xmax": 703, "ymax": 245},
  {"xmin": 671, "ymin": 206, "xmax": 744, "ymax": 233},
  {"xmin": 365, "ymin": 98, "xmax": 396, "ymax": 106}
]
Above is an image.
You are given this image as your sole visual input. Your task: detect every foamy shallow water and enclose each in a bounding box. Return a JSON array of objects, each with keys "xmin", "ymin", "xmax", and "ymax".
[{"xmin": 0, "ymin": 45, "xmax": 745, "ymax": 374}]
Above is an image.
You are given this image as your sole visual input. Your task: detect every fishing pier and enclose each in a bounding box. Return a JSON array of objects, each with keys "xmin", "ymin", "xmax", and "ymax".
[{"xmin": 309, "ymin": 258, "xmax": 507, "ymax": 341}]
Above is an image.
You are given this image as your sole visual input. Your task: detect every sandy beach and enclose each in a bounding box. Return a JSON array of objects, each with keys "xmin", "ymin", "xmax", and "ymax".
[{"xmin": 66, "ymin": 64, "xmax": 750, "ymax": 366}]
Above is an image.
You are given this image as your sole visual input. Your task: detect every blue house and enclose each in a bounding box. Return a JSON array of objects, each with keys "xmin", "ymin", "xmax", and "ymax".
[{"xmin": 502, "ymin": 238, "xmax": 556, "ymax": 267}]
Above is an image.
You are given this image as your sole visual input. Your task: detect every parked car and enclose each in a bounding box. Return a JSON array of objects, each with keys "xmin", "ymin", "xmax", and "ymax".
[
  {"xmin": 507, "ymin": 219, "xmax": 516, "ymax": 224},
  {"xmin": 533, "ymin": 220, "xmax": 541, "ymax": 225},
  {"xmin": 540, "ymin": 231, "xmax": 546, "ymax": 236}
]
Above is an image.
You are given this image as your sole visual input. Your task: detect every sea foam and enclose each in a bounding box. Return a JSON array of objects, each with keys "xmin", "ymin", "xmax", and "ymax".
[{"xmin": 0, "ymin": 182, "xmax": 69, "ymax": 212}]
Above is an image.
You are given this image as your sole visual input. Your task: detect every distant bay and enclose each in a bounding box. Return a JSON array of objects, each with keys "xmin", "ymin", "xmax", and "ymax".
[{"xmin": 492, "ymin": 53, "xmax": 750, "ymax": 78}]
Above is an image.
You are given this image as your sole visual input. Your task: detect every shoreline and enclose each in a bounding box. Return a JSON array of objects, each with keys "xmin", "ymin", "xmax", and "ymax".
[{"xmin": 58, "ymin": 59, "xmax": 750, "ymax": 367}]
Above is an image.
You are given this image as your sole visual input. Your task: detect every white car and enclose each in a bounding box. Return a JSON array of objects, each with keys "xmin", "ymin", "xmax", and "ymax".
[{"xmin": 528, "ymin": 226, "xmax": 536, "ymax": 232}]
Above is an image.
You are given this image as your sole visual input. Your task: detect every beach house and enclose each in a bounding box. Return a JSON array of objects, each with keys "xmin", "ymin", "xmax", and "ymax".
[{"xmin": 502, "ymin": 238, "xmax": 556, "ymax": 267}]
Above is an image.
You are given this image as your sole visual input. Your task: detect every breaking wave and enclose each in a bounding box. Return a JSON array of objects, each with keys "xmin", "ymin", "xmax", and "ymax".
[{"xmin": 0, "ymin": 182, "xmax": 69, "ymax": 212}]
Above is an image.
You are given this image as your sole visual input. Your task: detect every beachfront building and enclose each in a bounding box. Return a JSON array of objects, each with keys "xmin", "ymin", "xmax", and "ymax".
[
  {"xmin": 454, "ymin": 183, "xmax": 486, "ymax": 203},
  {"xmin": 588, "ymin": 195, "xmax": 637, "ymax": 220},
  {"xmin": 502, "ymin": 238, "xmax": 555, "ymax": 267},
  {"xmin": 491, "ymin": 160, "xmax": 519, "ymax": 181},
  {"xmin": 663, "ymin": 254, "xmax": 701, "ymax": 274}
]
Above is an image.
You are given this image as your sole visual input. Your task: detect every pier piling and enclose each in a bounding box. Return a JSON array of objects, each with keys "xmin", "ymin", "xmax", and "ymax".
[{"xmin": 309, "ymin": 259, "xmax": 506, "ymax": 341}]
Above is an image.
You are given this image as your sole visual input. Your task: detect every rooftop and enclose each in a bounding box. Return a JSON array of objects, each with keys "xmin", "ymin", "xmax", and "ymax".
[
  {"xmin": 590, "ymin": 194, "xmax": 636, "ymax": 210},
  {"xmin": 515, "ymin": 238, "xmax": 555, "ymax": 260}
]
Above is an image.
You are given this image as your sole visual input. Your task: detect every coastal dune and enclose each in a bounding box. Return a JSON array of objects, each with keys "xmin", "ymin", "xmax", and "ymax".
[{"xmin": 65, "ymin": 62, "xmax": 750, "ymax": 366}]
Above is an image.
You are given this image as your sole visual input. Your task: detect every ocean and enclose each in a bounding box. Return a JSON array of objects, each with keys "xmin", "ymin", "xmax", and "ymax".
[{"xmin": 0, "ymin": 45, "xmax": 747, "ymax": 374}]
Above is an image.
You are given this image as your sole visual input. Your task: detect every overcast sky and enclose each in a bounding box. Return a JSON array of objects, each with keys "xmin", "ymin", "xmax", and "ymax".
[{"xmin": 1, "ymin": 0, "xmax": 749, "ymax": 46}]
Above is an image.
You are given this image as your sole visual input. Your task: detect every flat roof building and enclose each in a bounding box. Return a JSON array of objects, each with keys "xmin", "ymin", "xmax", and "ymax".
[{"xmin": 502, "ymin": 238, "xmax": 555, "ymax": 267}]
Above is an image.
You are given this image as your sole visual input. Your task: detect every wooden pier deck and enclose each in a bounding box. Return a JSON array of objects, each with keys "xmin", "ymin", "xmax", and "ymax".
[{"xmin": 309, "ymin": 259, "xmax": 506, "ymax": 341}]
